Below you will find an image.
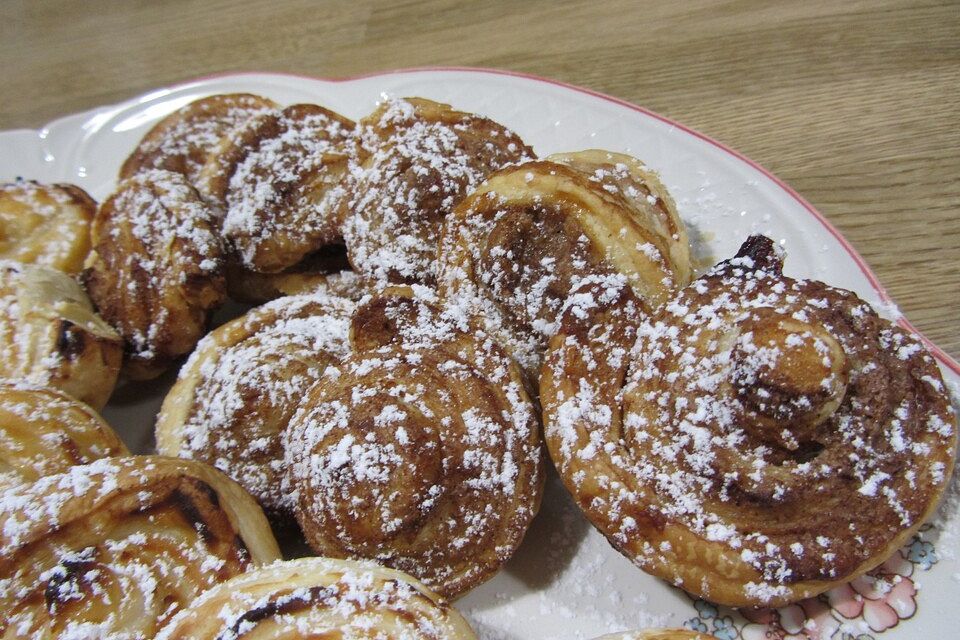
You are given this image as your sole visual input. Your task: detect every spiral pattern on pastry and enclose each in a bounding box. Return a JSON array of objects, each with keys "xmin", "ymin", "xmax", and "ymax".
[
  {"xmin": 0, "ymin": 260, "xmax": 122, "ymax": 408},
  {"xmin": 541, "ymin": 235, "xmax": 957, "ymax": 607},
  {"xmin": 156, "ymin": 557, "xmax": 477, "ymax": 639},
  {"xmin": 156, "ymin": 287, "xmax": 356, "ymax": 521},
  {"xmin": 436, "ymin": 150, "xmax": 691, "ymax": 381},
  {"xmin": 0, "ymin": 455, "xmax": 281, "ymax": 638},
  {"xmin": 119, "ymin": 92, "xmax": 278, "ymax": 192},
  {"xmin": 0, "ymin": 380, "xmax": 127, "ymax": 491},
  {"xmin": 339, "ymin": 97, "xmax": 533, "ymax": 285},
  {"xmin": 199, "ymin": 103, "xmax": 358, "ymax": 274},
  {"xmin": 284, "ymin": 287, "xmax": 543, "ymax": 597},
  {"xmin": 82, "ymin": 169, "xmax": 226, "ymax": 379},
  {"xmin": 0, "ymin": 180, "xmax": 96, "ymax": 274}
]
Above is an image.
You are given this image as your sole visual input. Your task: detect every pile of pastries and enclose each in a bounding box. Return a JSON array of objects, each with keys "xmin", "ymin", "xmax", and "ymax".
[{"xmin": 0, "ymin": 89, "xmax": 954, "ymax": 639}]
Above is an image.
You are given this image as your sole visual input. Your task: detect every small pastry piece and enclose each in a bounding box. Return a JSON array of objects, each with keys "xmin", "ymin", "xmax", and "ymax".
[
  {"xmin": 436, "ymin": 150, "xmax": 691, "ymax": 381},
  {"xmin": 0, "ymin": 180, "xmax": 96, "ymax": 274},
  {"xmin": 541, "ymin": 235, "xmax": 958, "ymax": 608},
  {"xmin": 156, "ymin": 287, "xmax": 356, "ymax": 522},
  {"xmin": 156, "ymin": 557, "xmax": 478, "ymax": 639},
  {"xmin": 0, "ymin": 260, "xmax": 122, "ymax": 408},
  {"xmin": 200, "ymin": 103, "xmax": 358, "ymax": 274},
  {"xmin": 119, "ymin": 92, "xmax": 278, "ymax": 192},
  {"xmin": 0, "ymin": 456, "xmax": 281, "ymax": 638},
  {"xmin": 82, "ymin": 169, "xmax": 226, "ymax": 379},
  {"xmin": 340, "ymin": 97, "xmax": 533, "ymax": 285},
  {"xmin": 285, "ymin": 287, "xmax": 543, "ymax": 597},
  {"xmin": 0, "ymin": 380, "xmax": 128, "ymax": 491}
]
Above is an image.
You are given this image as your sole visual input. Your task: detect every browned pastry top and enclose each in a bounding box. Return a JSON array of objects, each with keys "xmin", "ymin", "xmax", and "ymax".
[
  {"xmin": 0, "ymin": 180, "xmax": 96, "ymax": 274},
  {"xmin": 82, "ymin": 169, "xmax": 226, "ymax": 379},
  {"xmin": 0, "ymin": 260, "xmax": 122, "ymax": 408},
  {"xmin": 436, "ymin": 151, "xmax": 691, "ymax": 381},
  {"xmin": 156, "ymin": 287, "xmax": 356, "ymax": 520},
  {"xmin": 0, "ymin": 380, "xmax": 128, "ymax": 491},
  {"xmin": 155, "ymin": 557, "xmax": 478, "ymax": 639},
  {"xmin": 202, "ymin": 103, "xmax": 358, "ymax": 272},
  {"xmin": 340, "ymin": 97, "xmax": 533, "ymax": 285},
  {"xmin": 118, "ymin": 92, "xmax": 277, "ymax": 187},
  {"xmin": 542, "ymin": 236, "xmax": 957, "ymax": 607},
  {"xmin": 284, "ymin": 287, "xmax": 543, "ymax": 597},
  {"xmin": 0, "ymin": 456, "xmax": 280, "ymax": 638}
]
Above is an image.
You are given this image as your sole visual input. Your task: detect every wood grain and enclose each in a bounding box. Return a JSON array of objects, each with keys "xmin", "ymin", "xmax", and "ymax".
[{"xmin": 1, "ymin": 0, "xmax": 957, "ymax": 360}]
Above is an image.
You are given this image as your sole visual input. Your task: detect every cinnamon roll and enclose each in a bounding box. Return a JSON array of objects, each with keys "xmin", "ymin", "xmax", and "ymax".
[
  {"xmin": 119, "ymin": 92, "xmax": 277, "ymax": 192},
  {"xmin": 0, "ymin": 455, "xmax": 281, "ymax": 638},
  {"xmin": 82, "ymin": 169, "xmax": 226, "ymax": 379},
  {"xmin": 340, "ymin": 97, "xmax": 533, "ymax": 285},
  {"xmin": 156, "ymin": 557, "xmax": 477, "ymax": 639},
  {"xmin": 0, "ymin": 260, "xmax": 122, "ymax": 409},
  {"xmin": 284, "ymin": 287, "xmax": 543, "ymax": 597},
  {"xmin": 541, "ymin": 235, "xmax": 957, "ymax": 607},
  {"xmin": 0, "ymin": 381, "xmax": 127, "ymax": 491},
  {"xmin": 156, "ymin": 287, "xmax": 356, "ymax": 522},
  {"xmin": 0, "ymin": 180, "xmax": 96, "ymax": 274},
  {"xmin": 436, "ymin": 150, "xmax": 691, "ymax": 381}
]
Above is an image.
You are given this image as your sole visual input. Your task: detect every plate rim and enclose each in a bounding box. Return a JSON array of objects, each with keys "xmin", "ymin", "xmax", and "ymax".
[{"xmin": 18, "ymin": 65, "xmax": 959, "ymax": 376}]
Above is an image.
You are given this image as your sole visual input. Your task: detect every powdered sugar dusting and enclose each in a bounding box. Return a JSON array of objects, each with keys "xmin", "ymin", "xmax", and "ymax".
[
  {"xmin": 543, "ymin": 236, "xmax": 957, "ymax": 605},
  {"xmin": 341, "ymin": 98, "xmax": 532, "ymax": 285},
  {"xmin": 159, "ymin": 288, "xmax": 355, "ymax": 516},
  {"xmin": 284, "ymin": 287, "xmax": 542, "ymax": 597}
]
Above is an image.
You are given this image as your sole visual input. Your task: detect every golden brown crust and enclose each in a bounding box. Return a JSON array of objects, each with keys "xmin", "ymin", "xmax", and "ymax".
[
  {"xmin": 199, "ymin": 103, "xmax": 358, "ymax": 274},
  {"xmin": 339, "ymin": 97, "xmax": 534, "ymax": 285},
  {"xmin": 0, "ymin": 260, "xmax": 122, "ymax": 408},
  {"xmin": 436, "ymin": 151, "xmax": 692, "ymax": 382},
  {"xmin": 156, "ymin": 287, "xmax": 356, "ymax": 521},
  {"xmin": 0, "ymin": 380, "xmax": 128, "ymax": 491},
  {"xmin": 540, "ymin": 235, "xmax": 958, "ymax": 607},
  {"xmin": 156, "ymin": 557, "xmax": 478, "ymax": 639},
  {"xmin": 284, "ymin": 287, "xmax": 543, "ymax": 598},
  {"xmin": 119, "ymin": 92, "xmax": 278, "ymax": 189},
  {"xmin": 82, "ymin": 169, "xmax": 226, "ymax": 379},
  {"xmin": 0, "ymin": 180, "xmax": 96, "ymax": 274},
  {"xmin": 0, "ymin": 455, "xmax": 281, "ymax": 638}
]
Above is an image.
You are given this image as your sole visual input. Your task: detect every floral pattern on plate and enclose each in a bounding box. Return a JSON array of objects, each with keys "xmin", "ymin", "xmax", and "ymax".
[{"xmin": 684, "ymin": 528, "xmax": 939, "ymax": 640}]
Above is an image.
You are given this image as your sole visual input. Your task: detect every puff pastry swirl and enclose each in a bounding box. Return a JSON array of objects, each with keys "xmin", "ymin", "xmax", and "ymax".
[
  {"xmin": 0, "ymin": 260, "xmax": 122, "ymax": 409},
  {"xmin": 201, "ymin": 103, "xmax": 357, "ymax": 274},
  {"xmin": 156, "ymin": 557, "xmax": 477, "ymax": 639},
  {"xmin": 0, "ymin": 381, "xmax": 127, "ymax": 491},
  {"xmin": 340, "ymin": 97, "xmax": 533, "ymax": 285},
  {"xmin": 119, "ymin": 92, "xmax": 278, "ymax": 193},
  {"xmin": 284, "ymin": 287, "xmax": 543, "ymax": 597},
  {"xmin": 436, "ymin": 150, "xmax": 691, "ymax": 381},
  {"xmin": 0, "ymin": 455, "xmax": 281, "ymax": 638},
  {"xmin": 541, "ymin": 236, "xmax": 957, "ymax": 607},
  {"xmin": 0, "ymin": 180, "xmax": 96, "ymax": 275},
  {"xmin": 157, "ymin": 287, "xmax": 356, "ymax": 521},
  {"xmin": 82, "ymin": 169, "xmax": 226, "ymax": 379}
]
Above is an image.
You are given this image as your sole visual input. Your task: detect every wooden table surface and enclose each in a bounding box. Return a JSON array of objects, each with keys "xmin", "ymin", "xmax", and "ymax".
[{"xmin": 2, "ymin": 0, "xmax": 957, "ymax": 362}]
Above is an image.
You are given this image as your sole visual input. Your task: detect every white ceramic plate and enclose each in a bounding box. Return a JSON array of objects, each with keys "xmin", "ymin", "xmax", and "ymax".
[{"xmin": 1, "ymin": 69, "xmax": 957, "ymax": 640}]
